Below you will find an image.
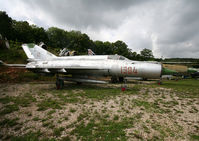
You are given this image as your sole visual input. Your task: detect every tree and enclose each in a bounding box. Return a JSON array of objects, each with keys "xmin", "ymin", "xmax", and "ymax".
[
  {"xmin": 13, "ymin": 20, "xmax": 34, "ymax": 43},
  {"xmin": 128, "ymin": 51, "xmax": 138, "ymax": 60},
  {"xmin": 94, "ymin": 41, "xmax": 105, "ymax": 54},
  {"xmin": 31, "ymin": 25, "xmax": 49, "ymax": 44},
  {"xmin": 47, "ymin": 27, "xmax": 69, "ymax": 48},
  {"xmin": 140, "ymin": 48, "xmax": 154, "ymax": 60},
  {"xmin": 0, "ymin": 11, "xmax": 13, "ymax": 39},
  {"xmin": 67, "ymin": 31, "xmax": 94, "ymax": 53},
  {"xmin": 112, "ymin": 40, "xmax": 132, "ymax": 58},
  {"xmin": 94, "ymin": 41, "xmax": 113, "ymax": 55}
]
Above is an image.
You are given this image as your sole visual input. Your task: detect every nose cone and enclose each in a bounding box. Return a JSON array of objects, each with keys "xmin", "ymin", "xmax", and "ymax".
[{"xmin": 141, "ymin": 63, "xmax": 162, "ymax": 79}]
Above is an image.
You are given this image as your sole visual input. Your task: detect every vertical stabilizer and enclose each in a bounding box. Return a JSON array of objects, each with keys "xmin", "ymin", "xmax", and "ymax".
[{"xmin": 22, "ymin": 43, "xmax": 57, "ymax": 60}]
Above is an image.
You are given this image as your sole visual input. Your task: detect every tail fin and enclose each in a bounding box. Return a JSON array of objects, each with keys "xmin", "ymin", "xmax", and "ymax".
[
  {"xmin": 88, "ymin": 49, "xmax": 95, "ymax": 55},
  {"xmin": 22, "ymin": 43, "xmax": 57, "ymax": 61}
]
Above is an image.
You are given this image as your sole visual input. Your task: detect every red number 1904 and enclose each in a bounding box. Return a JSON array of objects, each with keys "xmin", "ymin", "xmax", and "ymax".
[{"xmin": 121, "ymin": 66, "xmax": 137, "ymax": 74}]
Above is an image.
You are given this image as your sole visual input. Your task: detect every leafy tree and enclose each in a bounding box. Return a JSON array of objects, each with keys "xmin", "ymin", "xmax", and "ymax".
[
  {"xmin": 0, "ymin": 11, "xmax": 13, "ymax": 39},
  {"xmin": 94, "ymin": 41, "xmax": 105, "ymax": 54},
  {"xmin": 113, "ymin": 40, "xmax": 130, "ymax": 57},
  {"xmin": 47, "ymin": 27, "xmax": 69, "ymax": 48},
  {"xmin": 0, "ymin": 11, "xmax": 150, "ymax": 61},
  {"xmin": 67, "ymin": 31, "xmax": 94, "ymax": 54},
  {"xmin": 12, "ymin": 20, "xmax": 34, "ymax": 43},
  {"xmin": 94, "ymin": 41, "xmax": 113, "ymax": 55},
  {"xmin": 31, "ymin": 25, "xmax": 49, "ymax": 44},
  {"xmin": 128, "ymin": 51, "xmax": 138, "ymax": 60},
  {"xmin": 140, "ymin": 48, "xmax": 154, "ymax": 60}
]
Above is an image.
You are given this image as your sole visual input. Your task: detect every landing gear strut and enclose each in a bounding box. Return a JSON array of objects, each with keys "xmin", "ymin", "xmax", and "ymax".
[
  {"xmin": 56, "ymin": 75, "xmax": 64, "ymax": 89},
  {"xmin": 119, "ymin": 77, "xmax": 124, "ymax": 83},
  {"xmin": 111, "ymin": 76, "xmax": 118, "ymax": 83},
  {"xmin": 111, "ymin": 77, "xmax": 124, "ymax": 83}
]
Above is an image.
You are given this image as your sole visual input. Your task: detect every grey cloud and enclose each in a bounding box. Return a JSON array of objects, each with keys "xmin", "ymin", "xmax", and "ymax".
[
  {"xmin": 20, "ymin": 0, "xmax": 152, "ymax": 29},
  {"xmin": 1, "ymin": 0, "xmax": 199, "ymax": 58},
  {"xmin": 146, "ymin": 0, "xmax": 199, "ymax": 57}
]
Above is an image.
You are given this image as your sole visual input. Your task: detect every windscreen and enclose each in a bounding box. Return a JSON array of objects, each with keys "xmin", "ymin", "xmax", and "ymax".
[{"xmin": 107, "ymin": 55, "xmax": 128, "ymax": 60}]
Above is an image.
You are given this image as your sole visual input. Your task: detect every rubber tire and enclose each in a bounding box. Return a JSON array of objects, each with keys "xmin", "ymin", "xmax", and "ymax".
[
  {"xmin": 56, "ymin": 79, "xmax": 60, "ymax": 90},
  {"xmin": 76, "ymin": 82, "xmax": 82, "ymax": 85},
  {"xmin": 111, "ymin": 77, "xmax": 118, "ymax": 83},
  {"xmin": 119, "ymin": 77, "xmax": 124, "ymax": 83},
  {"xmin": 56, "ymin": 79, "xmax": 64, "ymax": 89},
  {"xmin": 60, "ymin": 79, "xmax": 64, "ymax": 89}
]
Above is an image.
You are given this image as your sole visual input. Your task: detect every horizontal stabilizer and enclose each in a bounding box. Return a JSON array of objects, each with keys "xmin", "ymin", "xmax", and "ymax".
[{"xmin": 0, "ymin": 60, "xmax": 26, "ymax": 68}]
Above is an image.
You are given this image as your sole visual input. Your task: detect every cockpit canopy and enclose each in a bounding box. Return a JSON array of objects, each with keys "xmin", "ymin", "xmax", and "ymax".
[{"xmin": 107, "ymin": 55, "xmax": 129, "ymax": 61}]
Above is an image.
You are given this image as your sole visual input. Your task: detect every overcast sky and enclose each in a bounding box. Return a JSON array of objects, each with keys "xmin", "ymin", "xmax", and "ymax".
[{"xmin": 0, "ymin": 0, "xmax": 199, "ymax": 58}]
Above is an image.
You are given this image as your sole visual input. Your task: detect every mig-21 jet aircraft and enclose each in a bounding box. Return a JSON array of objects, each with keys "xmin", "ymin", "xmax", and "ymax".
[{"xmin": 1, "ymin": 43, "xmax": 163, "ymax": 89}]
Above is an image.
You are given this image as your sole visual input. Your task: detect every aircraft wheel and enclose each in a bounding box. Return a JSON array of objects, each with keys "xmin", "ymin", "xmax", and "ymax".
[
  {"xmin": 56, "ymin": 79, "xmax": 64, "ymax": 89},
  {"xmin": 111, "ymin": 77, "xmax": 118, "ymax": 83},
  {"xmin": 60, "ymin": 79, "xmax": 64, "ymax": 89},
  {"xmin": 143, "ymin": 78, "xmax": 148, "ymax": 81},
  {"xmin": 119, "ymin": 77, "xmax": 124, "ymax": 83},
  {"xmin": 56, "ymin": 79, "xmax": 60, "ymax": 89},
  {"xmin": 77, "ymin": 82, "xmax": 82, "ymax": 85}
]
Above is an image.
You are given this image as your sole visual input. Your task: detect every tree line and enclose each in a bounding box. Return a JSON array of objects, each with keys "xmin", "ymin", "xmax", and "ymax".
[{"xmin": 0, "ymin": 11, "xmax": 154, "ymax": 61}]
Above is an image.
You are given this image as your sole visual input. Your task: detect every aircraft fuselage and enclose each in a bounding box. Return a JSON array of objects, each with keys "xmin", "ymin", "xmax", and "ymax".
[{"xmin": 26, "ymin": 56, "xmax": 162, "ymax": 79}]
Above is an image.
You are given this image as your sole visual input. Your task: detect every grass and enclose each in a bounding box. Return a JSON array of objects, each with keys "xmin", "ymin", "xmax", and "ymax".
[
  {"xmin": 150, "ymin": 122, "xmax": 179, "ymax": 139},
  {"xmin": 113, "ymin": 115, "xmax": 119, "ymax": 120},
  {"xmin": 44, "ymin": 84, "xmax": 140, "ymax": 101},
  {"xmin": 33, "ymin": 117, "xmax": 40, "ymax": 121},
  {"xmin": 158, "ymin": 79, "xmax": 199, "ymax": 98},
  {"xmin": 71, "ymin": 120, "xmax": 128, "ymax": 140},
  {"xmin": 0, "ymin": 118, "xmax": 19, "ymax": 127},
  {"xmin": 71, "ymin": 112, "xmax": 143, "ymax": 141},
  {"xmin": 131, "ymin": 99, "xmax": 170, "ymax": 114},
  {"xmin": 0, "ymin": 93, "xmax": 36, "ymax": 115},
  {"xmin": 34, "ymin": 84, "xmax": 140, "ymax": 112},
  {"xmin": 0, "ymin": 67, "xmax": 55, "ymax": 83},
  {"xmin": 37, "ymin": 98, "xmax": 62, "ymax": 111},
  {"xmin": 47, "ymin": 109, "xmax": 56, "ymax": 115},
  {"xmin": 0, "ymin": 104, "xmax": 19, "ymax": 115},
  {"xmin": 53, "ymin": 127, "xmax": 64, "ymax": 137},
  {"xmin": 10, "ymin": 131, "xmax": 55, "ymax": 141},
  {"xmin": 190, "ymin": 134, "xmax": 199, "ymax": 140},
  {"xmin": 69, "ymin": 108, "xmax": 76, "ymax": 113},
  {"xmin": 1, "ymin": 79, "xmax": 199, "ymax": 140}
]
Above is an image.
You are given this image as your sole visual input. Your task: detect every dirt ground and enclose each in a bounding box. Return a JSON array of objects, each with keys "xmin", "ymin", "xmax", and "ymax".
[{"xmin": 0, "ymin": 80, "xmax": 199, "ymax": 140}]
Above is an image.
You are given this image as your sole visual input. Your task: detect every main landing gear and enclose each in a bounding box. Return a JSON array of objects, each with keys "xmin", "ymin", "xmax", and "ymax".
[
  {"xmin": 56, "ymin": 75, "xmax": 64, "ymax": 89},
  {"xmin": 111, "ymin": 76, "xmax": 124, "ymax": 83}
]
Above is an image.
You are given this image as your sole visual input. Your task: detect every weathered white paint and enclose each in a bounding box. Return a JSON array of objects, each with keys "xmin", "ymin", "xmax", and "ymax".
[{"xmin": 23, "ymin": 44, "xmax": 162, "ymax": 79}]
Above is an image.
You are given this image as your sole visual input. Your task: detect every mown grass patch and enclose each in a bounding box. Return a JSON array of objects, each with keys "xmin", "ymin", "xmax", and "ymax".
[
  {"xmin": 157, "ymin": 79, "xmax": 199, "ymax": 98},
  {"xmin": 71, "ymin": 120, "xmax": 128, "ymax": 141},
  {"xmin": 0, "ymin": 117, "xmax": 19, "ymax": 127},
  {"xmin": 0, "ymin": 104, "xmax": 19, "ymax": 115},
  {"xmin": 42, "ymin": 84, "xmax": 140, "ymax": 102},
  {"xmin": 71, "ymin": 112, "xmax": 142, "ymax": 141},
  {"xmin": 10, "ymin": 131, "xmax": 57, "ymax": 141},
  {"xmin": 53, "ymin": 127, "xmax": 64, "ymax": 137},
  {"xmin": 131, "ymin": 99, "xmax": 171, "ymax": 114},
  {"xmin": 150, "ymin": 122, "xmax": 183, "ymax": 140},
  {"xmin": 37, "ymin": 98, "xmax": 62, "ymax": 111},
  {"xmin": 0, "ymin": 93, "xmax": 36, "ymax": 115},
  {"xmin": 0, "ymin": 93, "xmax": 36, "ymax": 106},
  {"xmin": 190, "ymin": 134, "xmax": 199, "ymax": 141}
]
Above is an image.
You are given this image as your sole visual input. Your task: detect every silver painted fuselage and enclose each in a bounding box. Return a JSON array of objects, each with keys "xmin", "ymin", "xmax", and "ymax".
[{"xmin": 26, "ymin": 55, "xmax": 162, "ymax": 79}]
